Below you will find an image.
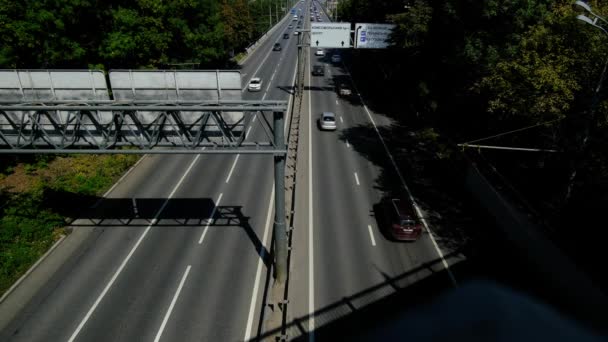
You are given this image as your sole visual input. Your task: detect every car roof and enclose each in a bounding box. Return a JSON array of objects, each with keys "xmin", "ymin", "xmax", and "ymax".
[
  {"xmin": 250, "ymin": 77, "xmax": 261, "ymax": 82},
  {"xmin": 390, "ymin": 198, "xmax": 415, "ymax": 219},
  {"xmin": 321, "ymin": 112, "xmax": 335, "ymax": 117}
]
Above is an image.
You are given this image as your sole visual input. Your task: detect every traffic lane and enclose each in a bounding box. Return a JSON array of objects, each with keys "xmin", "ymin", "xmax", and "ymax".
[
  {"xmin": 155, "ymin": 18, "xmax": 298, "ymax": 339},
  {"xmin": 333, "ymin": 96, "xmax": 441, "ymax": 289},
  {"xmin": 161, "ymin": 155, "xmax": 275, "ymax": 341},
  {"xmin": 240, "ymin": 4, "xmax": 303, "ymax": 77},
  {"xmin": 312, "ymin": 126, "xmax": 392, "ymax": 325},
  {"xmin": 0, "ymin": 153, "xmax": 207, "ymax": 342},
  {"xmin": 243, "ymin": 19, "xmax": 300, "ymax": 102},
  {"xmin": 70, "ymin": 153, "xmax": 243, "ymax": 342},
  {"xmin": 310, "ymin": 71, "xmax": 394, "ymax": 298},
  {"xmin": 241, "ymin": 9, "xmax": 301, "ymax": 92},
  {"xmin": 242, "ymin": 30, "xmax": 298, "ymax": 143},
  {"xmin": 327, "ymin": 61, "xmax": 459, "ymax": 286},
  {"xmin": 310, "ymin": 56, "xmax": 448, "ymax": 326},
  {"xmin": 1, "ymin": 7, "xmax": 298, "ymax": 342},
  {"xmin": 242, "ymin": 44, "xmax": 293, "ymax": 100}
]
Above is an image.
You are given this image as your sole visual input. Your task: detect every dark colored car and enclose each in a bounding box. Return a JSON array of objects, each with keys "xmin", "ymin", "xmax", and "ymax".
[
  {"xmin": 312, "ymin": 64, "xmax": 324, "ymax": 76},
  {"xmin": 379, "ymin": 198, "xmax": 423, "ymax": 241},
  {"xmin": 283, "ymin": 33, "xmax": 289, "ymax": 39},
  {"xmin": 273, "ymin": 43, "xmax": 282, "ymax": 51}
]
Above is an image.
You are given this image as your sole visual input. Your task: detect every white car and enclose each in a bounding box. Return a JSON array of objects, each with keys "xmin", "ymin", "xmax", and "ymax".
[
  {"xmin": 318, "ymin": 112, "xmax": 337, "ymax": 131},
  {"xmin": 293, "ymin": 31, "xmax": 299, "ymax": 35},
  {"xmin": 315, "ymin": 49, "xmax": 325, "ymax": 56},
  {"xmin": 248, "ymin": 77, "xmax": 262, "ymax": 92}
]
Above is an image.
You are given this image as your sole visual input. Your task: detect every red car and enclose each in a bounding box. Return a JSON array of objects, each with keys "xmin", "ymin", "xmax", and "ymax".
[{"xmin": 381, "ymin": 198, "xmax": 423, "ymax": 241}]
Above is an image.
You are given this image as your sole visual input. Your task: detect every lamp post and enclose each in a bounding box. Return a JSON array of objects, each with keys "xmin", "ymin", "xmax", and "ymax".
[
  {"xmin": 565, "ymin": 1, "xmax": 608, "ymax": 201},
  {"xmin": 575, "ymin": 1, "xmax": 608, "ymax": 95}
]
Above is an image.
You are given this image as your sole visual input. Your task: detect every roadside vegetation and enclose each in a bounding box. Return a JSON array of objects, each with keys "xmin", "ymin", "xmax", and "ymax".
[
  {"xmin": 0, "ymin": 154, "xmax": 140, "ymax": 294},
  {"xmin": 337, "ymin": 0, "xmax": 608, "ymax": 289},
  {"xmin": 0, "ymin": 0, "xmax": 297, "ymax": 69}
]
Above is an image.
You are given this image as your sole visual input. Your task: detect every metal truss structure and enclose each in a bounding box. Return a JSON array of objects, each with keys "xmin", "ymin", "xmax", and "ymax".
[{"xmin": 0, "ymin": 100, "xmax": 288, "ymax": 154}]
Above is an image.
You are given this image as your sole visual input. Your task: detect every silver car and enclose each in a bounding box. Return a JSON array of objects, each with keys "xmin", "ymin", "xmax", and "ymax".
[{"xmin": 319, "ymin": 112, "xmax": 337, "ymax": 130}]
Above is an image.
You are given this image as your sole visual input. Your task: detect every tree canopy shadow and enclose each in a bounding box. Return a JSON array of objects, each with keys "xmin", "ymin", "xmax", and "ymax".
[{"xmin": 338, "ymin": 123, "xmax": 475, "ymax": 253}]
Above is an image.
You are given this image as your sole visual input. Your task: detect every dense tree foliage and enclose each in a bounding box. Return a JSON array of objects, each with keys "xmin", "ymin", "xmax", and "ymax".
[
  {"xmin": 338, "ymin": 0, "xmax": 608, "ymax": 286},
  {"xmin": 0, "ymin": 0, "xmax": 295, "ymax": 69}
]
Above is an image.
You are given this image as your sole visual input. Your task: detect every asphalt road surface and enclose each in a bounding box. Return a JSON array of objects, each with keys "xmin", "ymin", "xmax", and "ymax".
[
  {"xmin": 0, "ymin": 1, "xmax": 306, "ymax": 341},
  {"xmin": 0, "ymin": 1, "xmax": 461, "ymax": 341}
]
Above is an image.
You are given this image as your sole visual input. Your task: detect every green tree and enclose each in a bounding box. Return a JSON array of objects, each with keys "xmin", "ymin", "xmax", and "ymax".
[{"xmin": 0, "ymin": 0, "xmax": 102, "ymax": 68}]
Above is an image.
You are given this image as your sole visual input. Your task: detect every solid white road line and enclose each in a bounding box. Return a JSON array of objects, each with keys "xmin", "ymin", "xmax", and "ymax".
[
  {"xmin": 339, "ymin": 116, "xmax": 343, "ymax": 123},
  {"xmin": 153, "ymin": 265, "xmax": 192, "ymax": 342},
  {"xmin": 307, "ymin": 46, "xmax": 315, "ymax": 342},
  {"xmin": 244, "ymin": 52, "xmax": 298, "ymax": 341},
  {"xmin": 253, "ymin": 115, "xmax": 257, "ymax": 123},
  {"xmin": 225, "ymin": 155, "xmax": 240, "ymax": 183},
  {"xmin": 367, "ymin": 225, "xmax": 376, "ymax": 247},
  {"xmin": 68, "ymin": 154, "xmax": 202, "ymax": 342},
  {"xmin": 243, "ymin": 184, "xmax": 275, "ymax": 341},
  {"xmin": 354, "ymin": 172, "xmax": 360, "ymax": 186},
  {"xmin": 344, "ymin": 65, "xmax": 458, "ymax": 287},
  {"xmin": 246, "ymin": 126, "xmax": 253, "ymax": 139},
  {"xmin": 198, "ymin": 193, "xmax": 224, "ymax": 244}
]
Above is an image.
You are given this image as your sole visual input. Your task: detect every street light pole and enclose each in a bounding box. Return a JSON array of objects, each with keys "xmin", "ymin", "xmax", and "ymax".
[{"xmin": 566, "ymin": 1, "xmax": 608, "ymax": 201}]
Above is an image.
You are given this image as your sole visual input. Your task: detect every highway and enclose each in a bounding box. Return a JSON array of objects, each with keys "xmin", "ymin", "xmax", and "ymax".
[
  {"xmin": 0, "ymin": 1, "xmax": 463, "ymax": 341},
  {"xmin": 287, "ymin": 1, "xmax": 459, "ymax": 339},
  {"xmin": 0, "ymin": 2, "xmax": 305, "ymax": 341}
]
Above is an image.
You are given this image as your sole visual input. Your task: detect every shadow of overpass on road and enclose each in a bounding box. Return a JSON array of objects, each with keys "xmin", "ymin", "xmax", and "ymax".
[
  {"xmin": 255, "ymin": 254, "xmax": 606, "ymax": 341},
  {"xmin": 39, "ymin": 190, "xmax": 272, "ymax": 268},
  {"xmin": 256, "ymin": 252, "xmax": 469, "ymax": 341}
]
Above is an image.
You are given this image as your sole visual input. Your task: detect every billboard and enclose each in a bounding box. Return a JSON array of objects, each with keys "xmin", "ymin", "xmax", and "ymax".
[
  {"xmin": 311, "ymin": 23, "xmax": 352, "ymax": 48},
  {"xmin": 0, "ymin": 69, "xmax": 109, "ymax": 101},
  {"xmin": 355, "ymin": 23, "xmax": 396, "ymax": 49}
]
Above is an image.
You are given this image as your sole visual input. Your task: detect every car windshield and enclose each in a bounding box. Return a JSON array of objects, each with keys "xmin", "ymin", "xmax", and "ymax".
[
  {"xmin": 250, "ymin": 79, "xmax": 260, "ymax": 85},
  {"xmin": 323, "ymin": 116, "xmax": 335, "ymax": 122},
  {"xmin": 400, "ymin": 219, "xmax": 415, "ymax": 227}
]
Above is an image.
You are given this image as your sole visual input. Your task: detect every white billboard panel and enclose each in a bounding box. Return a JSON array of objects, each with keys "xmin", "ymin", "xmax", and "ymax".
[
  {"xmin": 311, "ymin": 23, "xmax": 352, "ymax": 48},
  {"xmin": 0, "ymin": 70, "xmax": 109, "ymax": 101},
  {"xmin": 109, "ymin": 70, "xmax": 243, "ymax": 134},
  {"xmin": 355, "ymin": 23, "xmax": 396, "ymax": 49},
  {"xmin": 109, "ymin": 70, "xmax": 242, "ymax": 101}
]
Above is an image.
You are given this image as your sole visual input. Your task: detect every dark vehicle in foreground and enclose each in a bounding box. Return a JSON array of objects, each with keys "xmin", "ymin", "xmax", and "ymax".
[
  {"xmin": 273, "ymin": 43, "xmax": 282, "ymax": 51},
  {"xmin": 378, "ymin": 197, "xmax": 423, "ymax": 241},
  {"xmin": 312, "ymin": 64, "xmax": 324, "ymax": 76}
]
